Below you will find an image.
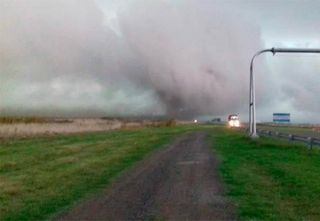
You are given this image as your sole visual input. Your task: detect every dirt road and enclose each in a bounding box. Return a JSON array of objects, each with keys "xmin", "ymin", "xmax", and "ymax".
[{"xmin": 57, "ymin": 132, "xmax": 235, "ymax": 220}]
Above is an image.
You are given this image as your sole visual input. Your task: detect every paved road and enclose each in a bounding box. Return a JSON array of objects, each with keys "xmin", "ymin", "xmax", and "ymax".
[{"xmin": 57, "ymin": 132, "xmax": 235, "ymax": 220}]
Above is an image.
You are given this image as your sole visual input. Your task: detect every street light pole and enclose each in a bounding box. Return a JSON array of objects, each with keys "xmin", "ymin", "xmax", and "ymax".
[
  {"xmin": 249, "ymin": 49, "xmax": 272, "ymax": 137},
  {"xmin": 249, "ymin": 47, "xmax": 320, "ymax": 138}
]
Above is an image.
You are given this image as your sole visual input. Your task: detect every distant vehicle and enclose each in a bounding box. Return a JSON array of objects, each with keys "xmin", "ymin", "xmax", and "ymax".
[{"xmin": 228, "ymin": 114, "xmax": 240, "ymax": 127}]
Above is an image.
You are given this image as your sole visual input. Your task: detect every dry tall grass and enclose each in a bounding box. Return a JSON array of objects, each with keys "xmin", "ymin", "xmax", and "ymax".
[
  {"xmin": 0, "ymin": 119, "xmax": 121, "ymax": 137},
  {"xmin": 0, "ymin": 118, "xmax": 179, "ymax": 137}
]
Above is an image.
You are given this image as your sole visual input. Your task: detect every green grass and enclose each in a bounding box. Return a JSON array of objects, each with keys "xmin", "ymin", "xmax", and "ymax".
[
  {"xmin": 0, "ymin": 125, "xmax": 202, "ymax": 221},
  {"xmin": 210, "ymin": 127, "xmax": 320, "ymax": 220}
]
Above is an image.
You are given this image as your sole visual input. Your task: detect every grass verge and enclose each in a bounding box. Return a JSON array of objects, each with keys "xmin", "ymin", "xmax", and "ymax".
[
  {"xmin": 210, "ymin": 127, "xmax": 320, "ymax": 220},
  {"xmin": 0, "ymin": 125, "xmax": 201, "ymax": 221},
  {"xmin": 257, "ymin": 124, "xmax": 320, "ymax": 139}
]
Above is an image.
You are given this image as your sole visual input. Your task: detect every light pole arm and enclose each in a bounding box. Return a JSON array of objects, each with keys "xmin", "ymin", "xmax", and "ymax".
[
  {"xmin": 271, "ymin": 48, "xmax": 320, "ymax": 54},
  {"xmin": 249, "ymin": 47, "xmax": 320, "ymax": 138}
]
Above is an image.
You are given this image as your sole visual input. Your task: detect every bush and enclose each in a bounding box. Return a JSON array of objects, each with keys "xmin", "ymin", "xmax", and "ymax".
[{"xmin": 165, "ymin": 119, "xmax": 176, "ymax": 127}]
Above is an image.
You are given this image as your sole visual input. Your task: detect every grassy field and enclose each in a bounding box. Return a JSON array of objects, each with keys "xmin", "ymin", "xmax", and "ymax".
[
  {"xmin": 258, "ymin": 124, "xmax": 320, "ymax": 139},
  {"xmin": 0, "ymin": 126, "xmax": 200, "ymax": 221},
  {"xmin": 3, "ymin": 124, "xmax": 320, "ymax": 221},
  {"xmin": 211, "ymin": 127, "xmax": 320, "ymax": 220}
]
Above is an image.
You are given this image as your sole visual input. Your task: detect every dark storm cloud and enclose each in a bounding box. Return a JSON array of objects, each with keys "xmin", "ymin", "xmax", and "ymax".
[{"xmin": 0, "ymin": 0, "xmax": 267, "ymax": 118}]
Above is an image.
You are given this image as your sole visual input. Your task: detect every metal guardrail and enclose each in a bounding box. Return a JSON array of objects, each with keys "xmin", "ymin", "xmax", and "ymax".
[{"xmin": 256, "ymin": 129, "xmax": 320, "ymax": 149}]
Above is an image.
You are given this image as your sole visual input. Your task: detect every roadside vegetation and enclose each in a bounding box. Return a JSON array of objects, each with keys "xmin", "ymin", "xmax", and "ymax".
[
  {"xmin": 0, "ymin": 125, "xmax": 201, "ymax": 221},
  {"xmin": 0, "ymin": 117, "xmax": 47, "ymax": 124},
  {"xmin": 211, "ymin": 127, "xmax": 320, "ymax": 220}
]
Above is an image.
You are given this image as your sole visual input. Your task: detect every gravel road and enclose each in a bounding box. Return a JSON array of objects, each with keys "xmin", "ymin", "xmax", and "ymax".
[{"xmin": 57, "ymin": 132, "xmax": 235, "ymax": 220}]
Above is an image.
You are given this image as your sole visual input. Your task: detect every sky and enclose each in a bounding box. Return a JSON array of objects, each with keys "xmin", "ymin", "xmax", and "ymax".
[{"xmin": 0, "ymin": 0, "xmax": 320, "ymax": 122}]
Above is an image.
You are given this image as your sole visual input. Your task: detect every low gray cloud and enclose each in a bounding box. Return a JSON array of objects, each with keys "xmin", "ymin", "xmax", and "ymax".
[{"xmin": 0, "ymin": 0, "xmax": 165, "ymax": 117}]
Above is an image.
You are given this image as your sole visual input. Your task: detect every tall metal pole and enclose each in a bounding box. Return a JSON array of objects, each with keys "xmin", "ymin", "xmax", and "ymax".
[
  {"xmin": 249, "ymin": 49, "xmax": 272, "ymax": 137},
  {"xmin": 249, "ymin": 47, "xmax": 320, "ymax": 138}
]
